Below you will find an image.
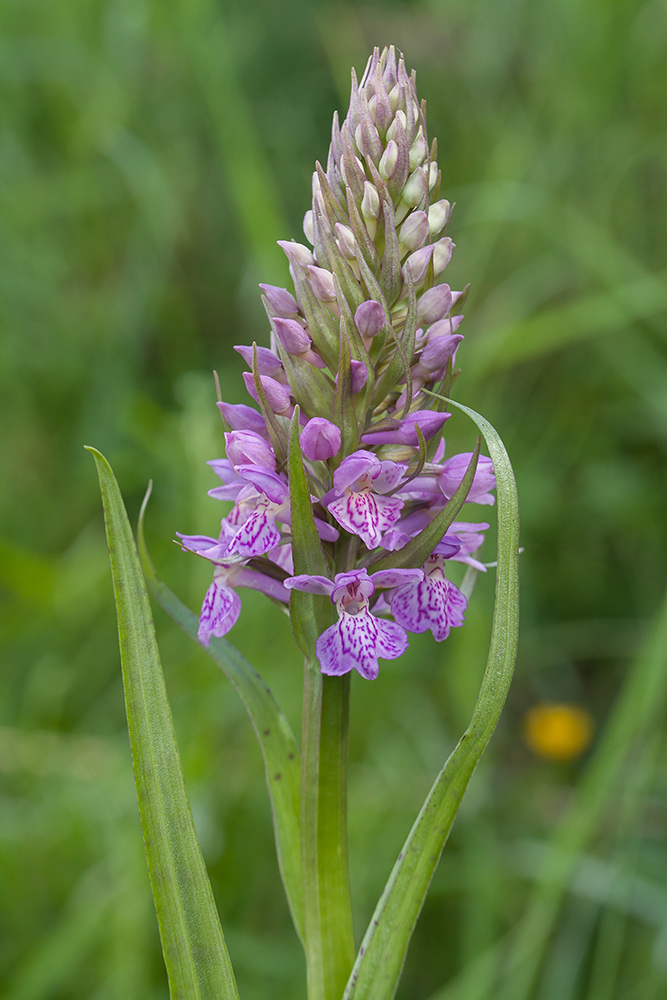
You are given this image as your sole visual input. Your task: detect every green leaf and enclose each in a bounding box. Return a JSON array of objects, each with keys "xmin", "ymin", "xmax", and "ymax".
[
  {"xmin": 86, "ymin": 447, "xmax": 239, "ymax": 1000},
  {"xmin": 343, "ymin": 400, "xmax": 519, "ymax": 1000},
  {"xmin": 137, "ymin": 484, "xmax": 305, "ymax": 945}
]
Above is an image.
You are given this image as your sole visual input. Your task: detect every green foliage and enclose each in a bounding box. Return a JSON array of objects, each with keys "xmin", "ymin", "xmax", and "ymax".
[
  {"xmin": 2, "ymin": 0, "xmax": 667, "ymax": 997},
  {"xmin": 88, "ymin": 448, "xmax": 239, "ymax": 1000}
]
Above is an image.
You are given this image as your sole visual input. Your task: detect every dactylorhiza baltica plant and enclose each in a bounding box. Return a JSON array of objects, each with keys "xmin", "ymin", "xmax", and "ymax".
[{"xmin": 90, "ymin": 45, "xmax": 519, "ymax": 1000}]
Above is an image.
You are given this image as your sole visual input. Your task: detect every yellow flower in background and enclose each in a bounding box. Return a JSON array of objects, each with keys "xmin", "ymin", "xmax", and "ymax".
[{"xmin": 523, "ymin": 702, "xmax": 594, "ymax": 761}]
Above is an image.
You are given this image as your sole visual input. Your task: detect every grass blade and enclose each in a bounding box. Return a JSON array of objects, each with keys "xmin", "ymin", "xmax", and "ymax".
[
  {"xmin": 87, "ymin": 447, "xmax": 239, "ymax": 1000},
  {"xmin": 344, "ymin": 401, "xmax": 519, "ymax": 1000}
]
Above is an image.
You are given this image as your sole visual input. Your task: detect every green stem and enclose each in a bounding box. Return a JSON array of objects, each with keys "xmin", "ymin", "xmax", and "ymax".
[{"xmin": 301, "ymin": 661, "xmax": 355, "ymax": 1000}]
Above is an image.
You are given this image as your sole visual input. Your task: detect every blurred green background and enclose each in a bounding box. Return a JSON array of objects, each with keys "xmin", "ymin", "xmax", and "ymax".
[{"xmin": 2, "ymin": 0, "xmax": 667, "ymax": 997}]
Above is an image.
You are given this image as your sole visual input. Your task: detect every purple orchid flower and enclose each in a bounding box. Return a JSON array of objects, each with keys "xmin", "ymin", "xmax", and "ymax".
[
  {"xmin": 325, "ymin": 450, "xmax": 407, "ymax": 549},
  {"xmin": 388, "ymin": 552, "xmax": 468, "ymax": 642},
  {"xmin": 177, "ymin": 532, "xmax": 290, "ymax": 645},
  {"xmin": 285, "ymin": 567, "xmax": 423, "ymax": 679}
]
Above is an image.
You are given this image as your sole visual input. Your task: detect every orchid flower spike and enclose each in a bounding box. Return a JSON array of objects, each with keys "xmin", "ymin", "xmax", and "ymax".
[{"xmin": 179, "ymin": 46, "xmax": 496, "ymax": 678}]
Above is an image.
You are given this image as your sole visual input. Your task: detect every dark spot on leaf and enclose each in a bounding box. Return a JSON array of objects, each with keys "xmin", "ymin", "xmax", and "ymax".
[
  {"xmin": 263, "ymin": 728, "xmax": 271, "ymax": 736},
  {"xmin": 274, "ymin": 772, "xmax": 282, "ymax": 780},
  {"xmin": 288, "ymin": 752, "xmax": 295, "ymax": 760}
]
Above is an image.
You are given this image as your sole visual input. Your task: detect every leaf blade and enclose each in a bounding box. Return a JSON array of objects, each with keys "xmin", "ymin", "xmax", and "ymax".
[
  {"xmin": 343, "ymin": 400, "xmax": 519, "ymax": 1000},
  {"xmin": 87, "ymin": 447, "xmax": 239, "ymax": 1000}
]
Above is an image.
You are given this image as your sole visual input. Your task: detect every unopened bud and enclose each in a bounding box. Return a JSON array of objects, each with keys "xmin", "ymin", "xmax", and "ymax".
[
  {"xmin": 350, "ymin": 360, "xmax": 368, "ymax": 393},
  {"xmin": 303, "ymin": 210, "xmax": 314, "ymax": 245},
  {"xmin": 433, "ymin": 237, "xmax": 454, "ymax": 275},
  {"xmin": 361, "ymin": 181, "xmax": 380, "ymax": 221},
  {"xmin": 387, "ymin": 82, "xmax": 400, "ymax": 111},
  {"xmin": 242, "ymin": 372, "xmax": 292, "ymax": 414},
  {"xmin": 416, "ymin": 285, "xmax": 453, "ymax": 326},
  {"xmin": 335, "ymin": 222, "xmax": 356, "ymax": 259},
  {"xmin": 402, "ymin": 166, "xmax": 428, "ymax": 207},
  {"xmin": 259, "ymin": 284, "xmax": 298, "ymax": 317},
  {"xmin": 274, "ymin": 317, "xmax": 312, "ymax": 355},
  {"xmin": 278, "ymin": 240, "xmax": 316, "ymax": 268},
  {"xmin": 403, "ymin": 245, "xmax": 434, "ymax": 285},
  {"xmin": 386, "ymin": 109, "xmax": 407, "ymax": 143},
  {"xmin": 217, "ymin": 401, "xmax": 268, "ymax": 438},
  {"xmin": 409, "ymin": 130, "xmax": 428, "ymax": 170},
  {"xmin": 301, "ymin": 417, "xmax": 341, "ymax": 461},
  {"xmin": 428, "ymin": 199, "xmax": 451, "ymax": 235},
  {"xmin": 379, "ymin": 140, "xmax": 398, "ymax": 180},
  {"xmin": 307, "ymin": 265, "xmax": 337, "ymax": 302},
  {"xmin": 235, "ymin": 344, "xmax": 284, "ymax": 379},
  {"xmin": 418, "ymin": 334, "xmax": 463, "ymax": 374},
  {"xmin": 428, "ymin": 161, "xmax": 439, "ymax": 190},
  {"xmin": 399, "ymin": 210, "xmax": 429, "ymax": 252},
  {"xmin": 355, "ymin": 300, "xmax": 385, "ymax": 338}
]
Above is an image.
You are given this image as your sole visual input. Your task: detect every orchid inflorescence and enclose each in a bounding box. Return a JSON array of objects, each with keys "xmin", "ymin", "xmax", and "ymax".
[{"xmin": 178, "ymin": 45, "xmax": 496, "ymax": 680}]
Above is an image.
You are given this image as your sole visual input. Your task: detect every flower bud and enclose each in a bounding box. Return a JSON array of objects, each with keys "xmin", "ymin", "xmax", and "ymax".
[
  {"xmin": 386, "ymin": 109, "xmax": 407, "ymax": 143},
  {"xmin": 243, "ymin": 372, "xmax": 292, "ymax": 414},
  {"xmin": 402, "ymin": 167, "xmax": 428, "ymax": 207},
  {"xmin": 362, "ymin": 410, "xmax": 449, "ymax": 446},
  {"xmin": 259, "ymin": 284, "xmax": 298, "ymax": 317},
  {"xmin": 428, "ymin": 199, "xmax": 451, "ymax": 235},
  {"xmin": 387, "ymin": 82, "xmax": 400, "ymax": 111},
  {"xmin": 307, "ymin": 265, "xmax": 337, "ymax": 302},
  {"xmin": 335, "ymin": 222, "xmax": 356, "ymax": 259},
  {"xmin": 303, "ymin": 210, "xmax": 315, "ymax": 244},
  {"xmin": 428, "ymin": 161, "xmax": 439, "ymax": 190},
  {"xmin": 416, "ymin": 285, "xmax": 453, "ymax": 326},
  {"xmin": 433, "ymin": 237, "xmax": 454, "ymax": 275},
  {"xmin": 277, "ymin": 240, "xmax": 316, "ymax": 268},
  {"xmin": 409, "ymin": 130, "xmax": 428, "ymax": 170},
  {"xmin": 399, "ymin": 210, "xmax": 429, "ymax": 252},
  {"xmin": 301, "ymin": 417, "xmax": 341, "ymax": 461},
  {"xmin": 234, "ymin": 344, "xmax": 284, "ymax": 380},
  {"xmin": 350, "ymin": 359, "xmax": 368, "ymax": 393},
  {"xmin": 274, "ymin": 317, "xmax": 311, "ymax": 355},
  {"xmin": 425, "ymin": 315, "xmax": 464, "ymax": 342},
  {"xmin": 379, "ymin": 140, "xmax": 398, "ymax": 180},
  {"xmin": 217, "ymin": 401, "xmax": 268, "ymax": 438},
  {"xmin": 354, "ymin": 300, "xmax": 385, "ymax": 338},
  {"xmin": 361, "ymin": 181, "xmax": 380, "ymax": 222},
  {"xmin": 417, "ymin": 334, "xmax": 464, "ymax": 374},
  {"xmin": 403, "ymin": 245, "xmax": 434, "ymax": 285}
]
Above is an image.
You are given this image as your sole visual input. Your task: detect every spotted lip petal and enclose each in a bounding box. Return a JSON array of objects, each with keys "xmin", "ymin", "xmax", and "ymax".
[
  {"xmin": 316, "ymin": 610, "xmax": 408, "ymax": 680},
  {"xmin": 198, "ymin": 579, "xmax": 242, "ymax": 645},
  {"xmin": 226, "ymin": 503, "xmax": 282, "ymax": 558},
  {"xmin": 389, "ymin": 567, "xmax": 467, "ymax": 641},
  {"xmin": 328, "ymin": 488, "xmax": 404, "ymax": 550}
]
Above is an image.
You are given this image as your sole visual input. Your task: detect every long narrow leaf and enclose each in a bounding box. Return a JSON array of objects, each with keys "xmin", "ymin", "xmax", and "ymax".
[
  {"xmin": 343, "ymin": 401, "xmax": 519, "ymax": 1000},
  {"xmin": 138, "ymin": 484, "xmax": 304, "ymax": 944},
  {"xmin": 87, "ymin": 447, "xmax": 239, "ymax": 1000}
]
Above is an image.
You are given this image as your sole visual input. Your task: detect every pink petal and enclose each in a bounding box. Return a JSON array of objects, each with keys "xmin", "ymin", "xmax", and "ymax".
[
  {"xmin": 328, "ymin": 489, "xmax": 404, "ymax": 549},
  {"xmin": 390, "ymin": 576, "xmax": 467, "ymax": 641},
  {"xmin": 227, "ymin": 509, "xmax": 281, "ymax": 558},
  {"xmin": 284, "ymin": 574, "xmax": 335, "ymax": 596},
  {"xmin": 316, "ymin": 611, "xmax": 408, "ymax": 679},
  {"xmin": 198, "ymin": 580, "xmax": 241, "ymax": 645}
]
